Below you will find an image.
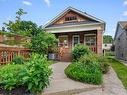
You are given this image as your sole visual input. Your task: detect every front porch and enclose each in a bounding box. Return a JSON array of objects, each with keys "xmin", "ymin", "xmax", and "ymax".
[{"xmin": 53, "ymin": 30, "xmax": 102, "ymax": 62}]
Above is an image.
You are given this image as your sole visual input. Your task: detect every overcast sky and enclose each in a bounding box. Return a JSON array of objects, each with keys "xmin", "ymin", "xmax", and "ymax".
[{"xmin": 0, "ymin": 0, "xmax": 127, "ymax": 37}]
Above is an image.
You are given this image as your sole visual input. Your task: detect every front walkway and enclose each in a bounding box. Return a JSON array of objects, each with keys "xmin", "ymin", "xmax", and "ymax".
[{"xmin": 42, "ymin": 62, "xmax": 127, "ymax": 95}]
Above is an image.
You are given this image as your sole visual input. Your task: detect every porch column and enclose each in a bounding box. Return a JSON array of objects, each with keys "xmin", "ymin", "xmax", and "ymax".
[{"xmin": 97, "ymin": 30, "xmax": 103, "ymax": 55}]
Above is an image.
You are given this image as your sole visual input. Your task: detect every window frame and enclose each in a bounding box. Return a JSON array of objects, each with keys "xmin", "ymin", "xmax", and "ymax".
[
  {"xmin": 84, "ymin": 34, "xmax": 96, "ymax": 46},
  {"xmin": 72, "ymin": 35, "xmax": 80, "ymax": 47},
  {"xmin": 58, "ymin": 35, "xmax": 68, "ymax": 48},
  {"xmin": 65, "ymin": 16, "xmax": 77, "ymax": 22}
]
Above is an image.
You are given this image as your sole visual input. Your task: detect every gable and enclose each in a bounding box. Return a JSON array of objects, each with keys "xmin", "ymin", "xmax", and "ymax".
[
  {"xmin": 114, "ymin": 21, "xmax": 127, "ymax": 40},
  {"xmin": 53, "ymin": 10, "xmax": 95, "ymax": 25},
  {"xmin": 43, "ymin": 7, "xmax": 105, "ymax": 29}
]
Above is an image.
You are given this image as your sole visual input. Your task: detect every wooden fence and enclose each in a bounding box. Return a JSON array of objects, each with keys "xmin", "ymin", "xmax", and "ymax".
[{"xmin": 0, "ymin": 47, "xmax": 30, "ymax": 65}]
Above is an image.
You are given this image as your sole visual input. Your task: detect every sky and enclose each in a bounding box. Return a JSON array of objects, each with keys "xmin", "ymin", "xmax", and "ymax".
[{"xmin": 0, "ymin": 0, "xmax": 127, "ymax": 37}]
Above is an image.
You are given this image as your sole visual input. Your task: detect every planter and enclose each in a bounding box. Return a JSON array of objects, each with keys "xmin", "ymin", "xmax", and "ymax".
[{"xmin": 48, "ymin": 53, "xmax": 56, "ymax": 60}]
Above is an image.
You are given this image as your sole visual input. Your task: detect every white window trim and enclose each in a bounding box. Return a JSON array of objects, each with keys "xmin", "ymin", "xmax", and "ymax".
[
  {"xmin": 72, "ymin": 35, "xmax": 80, "ymax": 47},
  {"xmin": 58, "ymin": 35, "xmax": 68, "ymax": 48},
  {"xmin": 84, "ymin": 34, "xmax": 96, "ymax": 46}
]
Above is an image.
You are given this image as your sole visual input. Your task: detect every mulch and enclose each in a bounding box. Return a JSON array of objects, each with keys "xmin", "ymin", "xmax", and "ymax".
[{"xmin": 0, "ymin": 86, "xmax": 35, "ymax": 95}]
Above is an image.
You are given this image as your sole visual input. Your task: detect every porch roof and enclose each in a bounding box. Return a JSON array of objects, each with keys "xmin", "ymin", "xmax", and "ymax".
[{"xmin": 45, "ymin": 21, "xmax": 99, "ymax": 28}]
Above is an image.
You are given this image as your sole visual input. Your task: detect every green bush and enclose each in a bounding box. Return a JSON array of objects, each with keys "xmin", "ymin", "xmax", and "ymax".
[
  {"xmin": 12, "ymin": 56, "xmax": 25, "ymax": 64},
  {"xmin": 0, "ymin": 53, "xmax": 52, "ymax": 94},
  {"xmin": 0, "ymin": 64, "xmax": 25, "ymax": 90},
  {"xmin": 97, "ymin": 56, "xmax": 110, "ymax": 74},
  {"xmin": 22, "ymin": 53, "xmax": 52, "ymax": 93},
  {"xmin": 65, "ymin": 55, "xmax": 103, "ymax": 85},
  {"xmin": 72, "ymin": 44, "xmax": 91, "ymax": 60}
]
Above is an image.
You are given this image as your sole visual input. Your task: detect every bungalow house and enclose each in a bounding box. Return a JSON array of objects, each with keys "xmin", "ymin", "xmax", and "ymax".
[
  {"xmin": 114, "ymin": 21, "xmax": 127, "ymax": 61},
  {"xmin": 43, "ymin": 7, "xmax": 105, "ymax": 62}
]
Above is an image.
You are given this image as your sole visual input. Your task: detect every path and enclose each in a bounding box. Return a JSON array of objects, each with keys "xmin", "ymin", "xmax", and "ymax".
[{"xmin": 41, "ymin": 62, "xmax": 127, "ymax": 95}]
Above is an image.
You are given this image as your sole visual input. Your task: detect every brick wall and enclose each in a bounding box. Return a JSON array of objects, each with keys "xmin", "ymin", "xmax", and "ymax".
[
  {"xmin": 97, "ymin": 30, "xmax": 103, "ymax": 55},
  {"xmin": 55, "ymin": 30, "xmax": 100, "ymax": 62}
]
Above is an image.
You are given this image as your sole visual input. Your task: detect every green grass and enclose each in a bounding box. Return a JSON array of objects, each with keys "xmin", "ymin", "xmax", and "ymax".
[{"xmin": 107, "ymin": 57, "xmax": 127, "ymax": 90}]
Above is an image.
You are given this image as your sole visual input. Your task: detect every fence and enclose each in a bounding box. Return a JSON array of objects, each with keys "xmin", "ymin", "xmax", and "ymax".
[{"xmin": 0, "ymin": 47, "xmax": 30, "ymax": 65}]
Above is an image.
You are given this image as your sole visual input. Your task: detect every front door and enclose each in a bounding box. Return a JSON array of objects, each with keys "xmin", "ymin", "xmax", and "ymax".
[
  {"xmin": 58, "ymin": 35, "xmax": 71, "ymax": 61},
  {"xmin": 72, "ymin": 35, "xmax": 80, "ymax": 47}
]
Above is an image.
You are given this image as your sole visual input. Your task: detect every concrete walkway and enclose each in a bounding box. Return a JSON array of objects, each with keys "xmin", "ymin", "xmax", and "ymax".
[
  {"xmin": 76, "ymin": 68, "xmax": 127, "ymax": 95},
  {"xmin": 42, "ymin": 62, "xmax": 101, "ymax": 95},
  {"xmin": 41, "ymin": 62, "xmax": 127, "ymax": 95}
]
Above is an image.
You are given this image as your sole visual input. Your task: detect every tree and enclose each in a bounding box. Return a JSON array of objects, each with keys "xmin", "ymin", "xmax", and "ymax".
[
  {"xmin": 30, "ymin": 31, "xmax": 58, "ymax": 54},
  {"xmin": 103, "ymin": 35, "xmax": 113, "ymax": 44},
  {"xmin": 16, "ymin": 8, "xmax": 27, "ymax": 21},
  {"xmin": 3, "ymin": 9, "xmax": 40, "ymax": 37}
]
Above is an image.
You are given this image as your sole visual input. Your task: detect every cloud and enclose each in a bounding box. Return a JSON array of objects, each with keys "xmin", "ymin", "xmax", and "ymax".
[
  {"xmin": 123, "ymin": 11, "xmax": 127, "ymax": 16},
  {"xmin": 123, "ymin": 0, "xmax": 127, "ymax": 6},
  {"xmin": 44, "ymin": 0, "xmax": 50, "ymax": 7},
  {"xmin": 22, "ymin": 1, "xmax": 32, "ymax": 6}
]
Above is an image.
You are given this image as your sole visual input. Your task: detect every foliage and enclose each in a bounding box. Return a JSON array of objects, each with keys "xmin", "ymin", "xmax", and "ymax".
[
  {"xmin": 0, "ymin": 54, "xmax": 53, "ymax": 94},
  {"xmin": 3, "ymin": 9, "xmax": 40, "ymax": 37},
  {"xmin": 108, "ymin": 57, "xmax": 127, "ymax": 90},
  {"xmin": 30, "ymin": 32, "xmax": 58, "ymax": 54},
  {"xmin": 0, "ymin": 64, "xmax": 25, "ymax": 91},
  {"xmin": 65, "ymin": 57, "xmax": 102, "ymax": 85},
  {"xmin": 105, "ymin": 51, "xmax": 114, "ymax": 57},
  {"xmin": 103, "ymin": 35, "xmax": 113, "ymax": 44},
  {"xmin": 97, "ymin": 56, "xmax": 110, "ymax": 74},
  {"xmin": 12, "ymin": 56, "xmax": 25, "ymax": 64},
  {"xmin": 22, "ymin": 53, "xmax": 52, "ymax": 93},
  {"xmin": 72, "ymin": 44, "xmax": 91, "ymax": 60}
]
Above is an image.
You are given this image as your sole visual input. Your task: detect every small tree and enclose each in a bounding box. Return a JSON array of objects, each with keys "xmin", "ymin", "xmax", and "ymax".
[
  {"xmin": 30, "ymin": 31, "xmax": 58, "ymax": 54},
  {"xmin": 3, "ymin": 8, "xmax": 40, "ymax": 37},
  {"xmin": 103, "ymin": 35, "xmax": 113, "ymax": 44}
]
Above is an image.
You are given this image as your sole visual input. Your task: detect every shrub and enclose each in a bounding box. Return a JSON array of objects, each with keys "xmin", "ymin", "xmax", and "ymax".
[
  {"xmin": 72, "ymin": 44, "xmax": 91, "ymax": 60},
  {"xmin": 12, "ymin": 56, "xmax": 25, "ymax": 64},
  {"xmin": 22, "ymin": 53, "xmax": 52, "ymax": 93},
  {"xmin": 65, "ymin": 55, "xmax": 103, "ymax": 85},
  {"xmin": 0, "ymin": 64, "xmax": 25, "ymax": 91},
  {"xmin": 97, "ymin": 56, "xmax": 110, "ymax": 74}
]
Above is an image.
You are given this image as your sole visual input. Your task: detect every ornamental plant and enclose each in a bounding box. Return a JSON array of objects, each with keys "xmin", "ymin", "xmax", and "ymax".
[
  {"xmin": 22, "ymin": 53, "xmax": 52, "ymax": 94},
  {"xmin": 72, "ymin": 44, "xmax": 91, "ymax": 60}
]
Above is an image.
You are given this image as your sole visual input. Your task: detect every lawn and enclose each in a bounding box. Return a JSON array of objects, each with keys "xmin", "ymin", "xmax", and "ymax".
[{"xmin": 107, "ymin": 57, "xmax": 127, "ymax": 90}]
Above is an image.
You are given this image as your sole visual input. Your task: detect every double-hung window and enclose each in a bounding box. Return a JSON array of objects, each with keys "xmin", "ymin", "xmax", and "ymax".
[{"xmin": 85, "ymin": 34, "xmax": 96, "ymax": 46}]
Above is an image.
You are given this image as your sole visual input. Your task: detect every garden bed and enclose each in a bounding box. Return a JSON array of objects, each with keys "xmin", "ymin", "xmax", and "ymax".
[{"xmin": 0, "ymin": 86, "xmax": 33, "ymax": 95}]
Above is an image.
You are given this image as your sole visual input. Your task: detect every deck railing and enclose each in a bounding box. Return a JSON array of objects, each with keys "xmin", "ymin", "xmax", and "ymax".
[
  {"xmin": 0, "ymin": 47, "xmax": 30, "ymax": 65},
  {"xmin": 89, "ymin": 46, "xmax": 97, "ymax": 53}
]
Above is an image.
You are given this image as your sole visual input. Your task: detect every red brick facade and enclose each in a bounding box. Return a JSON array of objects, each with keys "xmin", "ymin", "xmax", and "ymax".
[{"xmin": 55, "ymin": 30, "xmax": 102, "ymax": 62}]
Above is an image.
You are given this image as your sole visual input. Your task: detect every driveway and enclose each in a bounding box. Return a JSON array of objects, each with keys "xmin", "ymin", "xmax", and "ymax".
[{"xmin": 42, "ymin": 62, "xmax": 127, "ymax": 95}]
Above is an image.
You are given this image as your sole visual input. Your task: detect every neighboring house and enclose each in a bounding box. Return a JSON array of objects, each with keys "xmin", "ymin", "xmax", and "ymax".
[
  {"xmin": 103, "ymin": 43, "xmax": 112, "ymax": 51},
  {"xmin": 0, "ymin": 32, "xmax": 30, "ymax": 47},
  {"xmin": 114, "ymin": 21, "xmax": 127, "ymax": 61},
  {"xmin": 43, "ymin": 7, "xmax": 105, "ymax": 61}
]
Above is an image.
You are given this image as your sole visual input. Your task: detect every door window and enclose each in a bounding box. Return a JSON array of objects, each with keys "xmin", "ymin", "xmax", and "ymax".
[{"xmin": 73, "ymin": 35, "xmax": 80, "ymax": 47}]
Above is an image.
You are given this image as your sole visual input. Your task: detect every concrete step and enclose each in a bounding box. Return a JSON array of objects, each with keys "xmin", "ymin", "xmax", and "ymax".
[{"xmin": 41, "ymin": 79, "xmax": 101, "ymax": 95}]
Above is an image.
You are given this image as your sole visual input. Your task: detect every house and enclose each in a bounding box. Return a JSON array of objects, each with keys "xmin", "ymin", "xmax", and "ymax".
[
  {"xmin": 103, "ymin": 43, "xmax": 112, "ymax": 51},
  {"xmin": 43, "ymin": 7, "xmax": 105, "ymax": 62},
  {"xmin": 114, "ymin": 21, "xmax": 127, "ymax": 61},
  {"xmin": 0, "ymin": 31, "xmax": 30, "ymax": 47}
]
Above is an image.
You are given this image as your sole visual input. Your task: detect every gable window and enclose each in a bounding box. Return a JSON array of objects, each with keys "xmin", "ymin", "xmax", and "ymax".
[
  {"xmin": 85, "ymin": 34, "xmax": 96, "ymax": 46},
  {"xmin": 58, "ymin": 35, "xmax": 68, "ymax": 48},
  {"xmin": 65, "ymin": 16, "xmax": 77, "ymax": 22},
  {"xmin": 73, "ymin": 35, "xmax": 80, "ymax": 47}
]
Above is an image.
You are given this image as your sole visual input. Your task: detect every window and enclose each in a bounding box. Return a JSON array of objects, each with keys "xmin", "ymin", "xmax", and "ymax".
[
  {"xmin": 73, "ymin": 35, "xmax": 80, "ymax": 47},
  {"xmin": 65, "ymin": 16, "xmax": 77, "ymax": 21},
  {"xmin": 58, "ymin": 35, "xmax": 68, "ymax": 48},
  {"xmin": 85, "ymin": 34, "xmax": 96, "ymax": 46}
]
